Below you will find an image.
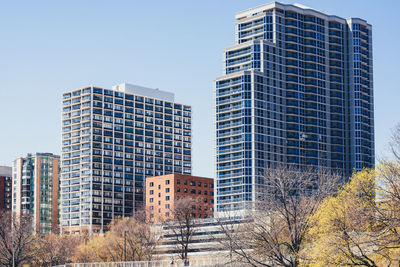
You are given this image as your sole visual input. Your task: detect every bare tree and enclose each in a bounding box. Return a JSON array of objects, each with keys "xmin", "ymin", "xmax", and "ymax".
[
  {"xmin": 32, "ymin": 234, "xmax": 80, "ymax": 267},
  {"xmin": 213, "ymin": 215, "xmax": 254, "ymax": 266},
  {"xmin": 217, "ymin": 165, "xmax": 341, "ymax": 267},
  {"xmin": 165, "ymin": 197, "xmax": 202, "ymax": 262},
  {"xmin": 390, "ymin": 123, "xmax": 400, "ymax": 161},
  {"xmin": 0, "ymin": 211, "xmax": 35, "ymax": 267}
]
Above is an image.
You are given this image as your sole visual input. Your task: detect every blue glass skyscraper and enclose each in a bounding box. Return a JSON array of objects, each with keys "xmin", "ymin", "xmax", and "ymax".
[{"xmin": 214, "ymin": 2, "xmax": 374, "ymax": 212}]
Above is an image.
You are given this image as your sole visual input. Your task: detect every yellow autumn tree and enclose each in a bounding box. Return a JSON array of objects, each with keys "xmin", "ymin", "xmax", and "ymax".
[
  {"xmin": 372, "ymin": 162, "xmax": 400, "ymax": 265},
  {"xmin": 101, "ymin": 216, "xmax": 160, "ymax": 262},
  {"xmin": 72, "ymin": 216, "xmax": 160, "ymax": 263},
  {"xmin": 72, "ymin": 234, "xmax": 108, "ymax": 262},
  {"xmin": 303, "ymin": 166, "xmax": 400, "ymax": 267}
]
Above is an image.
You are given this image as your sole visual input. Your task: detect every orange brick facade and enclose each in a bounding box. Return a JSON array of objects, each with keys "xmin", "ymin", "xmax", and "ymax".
[{"xmin": 145, "ymin": 174, "xmax": 214, "ymax": 222}]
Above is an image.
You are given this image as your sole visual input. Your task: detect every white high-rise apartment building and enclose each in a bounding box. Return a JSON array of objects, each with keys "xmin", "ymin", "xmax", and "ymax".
[{"xmin": 61, "ymin": 83, "xmax": 192, "ymax": 233}]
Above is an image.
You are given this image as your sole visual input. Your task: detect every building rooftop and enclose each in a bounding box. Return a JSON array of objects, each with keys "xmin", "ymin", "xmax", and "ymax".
[
  {"xmin": 0, "ymin": 166, "xmax": 11, "ymax": 177},
  {"xmin": 112, "ymin": 83, "xmax": 175, "ymax": 102},
  {"xmin": 235, "ymin": 1, "xmax": 369, "ymax": 26},
  {"xmin": 26, "ymin": 152, "xmax": 59, "ymax": 158}
]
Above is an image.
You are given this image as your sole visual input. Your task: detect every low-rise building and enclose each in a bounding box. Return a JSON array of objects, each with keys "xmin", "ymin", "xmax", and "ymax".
[
  {"xmin": 145, "ymin": 174, "xmax": 214, "ymax": 222},
  {"xmin": 154, "ymin": 216, "xmax": 252, "ymax": 265}
]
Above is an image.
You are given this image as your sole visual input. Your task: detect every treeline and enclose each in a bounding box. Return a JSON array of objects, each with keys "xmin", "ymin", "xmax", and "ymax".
[
  {"xmin": 1, "ymin": 162, "xmax": 400, "ymax": 267},
  {"xmin": 0, "ymin": 213, "xmax": 159, "ymax": 267},
  {"xmin": 215, "ymin": 164, "xmax": 400, "ymax": 266}
]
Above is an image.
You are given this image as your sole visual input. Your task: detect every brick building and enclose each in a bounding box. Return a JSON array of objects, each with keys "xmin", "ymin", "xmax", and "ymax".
[
  {"xmin": 0, "ymin": 166, "xmax": 12, "ymax": 213},
  {"xmin": 145, "ymin": 174, "xmax": 214, "ymax": 222}
]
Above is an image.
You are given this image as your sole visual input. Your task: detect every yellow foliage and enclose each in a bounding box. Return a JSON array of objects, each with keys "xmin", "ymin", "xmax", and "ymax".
[
  {"xmin": 304, "ymin": 167, "xmax": 400, "ymax": 266},
  {"xmin": 304, "ymin": 169, "xmax": 377, "ymax": 266},
  {"xmin": 72, "ymin": 217, "xmax": 159, "ymax": 263},
  {"xmin": 73, "ymin": 234, "xmax": 108, "ymax": 262}
]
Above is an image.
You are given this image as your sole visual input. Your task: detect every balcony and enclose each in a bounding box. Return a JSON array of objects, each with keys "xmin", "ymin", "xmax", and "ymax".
[
  {"xmin": 218, "ymin": 154, "xmax": 243, "ymax": 163},
  {"xmin": 216, "ymin": 78, "xmax": 242, "ymax": 89},
  {"xmin": 217, "ymin": 86, "xmax": 242, "ymax": 97},
  {"xmin": 218, "ymin": 198, "xmax": 243, "ymax": 204},
  {"xmin": 218, "ymin": 163, "xmax": 243, "ymax": 171},
  {"xmin": 226, "ymin": 56, "xmax": 251, "ymax": 67},
  {"xmin": 218, "ymin": 172, "xmax": 243, "ymax": 179},
  {"xmin": 227, "ymin": 47, "xmax": 251, "ymax": 58},
  {"xmin": 218, "ymin": 189, "xmax": 243, "ymax": 196},
  {"xmin": 218, "ymin": 146, "xmax": 243, "ymax": 154},
  {"xmin": 239, "ymin": 19, "xmax": 264, "ymax": 31}
]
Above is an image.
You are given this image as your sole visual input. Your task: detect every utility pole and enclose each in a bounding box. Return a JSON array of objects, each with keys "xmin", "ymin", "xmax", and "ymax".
[
  {"xmin": 12, "ymin": 239, "xmax": 15, "ymax": 267},
  {"xmin": 124, "ymin": 230, "xmax": 126, "ymax": 262},
  {"xmin": 12, "ymin": 216, "xmax": 15, "ymax": 267}
]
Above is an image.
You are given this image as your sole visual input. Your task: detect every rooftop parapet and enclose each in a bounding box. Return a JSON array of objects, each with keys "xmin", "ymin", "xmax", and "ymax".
[{"xmin": 112, "ymin": 83, "xmax": 175, "ymax": 102}]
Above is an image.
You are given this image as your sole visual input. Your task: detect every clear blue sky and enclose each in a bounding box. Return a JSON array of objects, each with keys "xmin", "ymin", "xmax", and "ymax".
[{"xmin": 0, "ymin": 0, "xmax": 398, "ymax": 177}]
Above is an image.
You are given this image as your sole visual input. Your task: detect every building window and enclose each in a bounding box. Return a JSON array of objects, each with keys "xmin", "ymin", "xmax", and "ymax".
[
  {"xmin": 149, "ymin": 206, "xmax": 154, "ymax": 210},
  {"xmin": 177, "ymin": 179, "xmax": 180, "ymax": 184},
  {"xmin": 165, "ymin": 204, "xmax": 170, "ymax": 209},
  {"xmin": 210, "ymin": 184, "xmax": 214, "ymax": 188},
  {"xmin": 165, "ymin": 212, "xmax": 170, "ymax": 217},
  {"xmin": 198, "ymin": 182, "xmax": 202, "ymax": 187},
  {"xmin": 198, "ymin": 190, "xmax": 202, "ymax": 194},
  {"xmin": 150, "ymin": 198, "xmax": 154, "ymax": 203},
  {"xmin": 190, "ymin": 189, "xmax": 196, "ymax": 194},
  {"xmin": 177, "ymin": 188, "xmax": 181, "ymax": 192},
  {"xmin": 150, "ymin": 190, "xmax": 154, "ymax": 195},
  {"xmin": 166, "ymin": 188, "xmax": 170, "ymax": 193},
  {"xmin": 190, "ymin": 181, "xmax": 195, "ymax": 186},
  {"xmin": 184, "ymin": 188, "xmax": 188, "ymax": 193},
  {"xmin": 149, "ymin": 182, "xmax": 154, "ymax": 187},
  {"xmin": 184, "ymin": 180, "xmax": 188, "ymax": 185},
  {"xmin": 158, "ymin": 185, "xmax": 161, "ymax": 189},
  {"xmin": 204, "ymin": 183, "xmax": 208, "ymax": 187},
  {"xmin": 166, "ymin": 196, "xmax": 170, "ymax": 201},
  {"xmin": 166, "ymin": 180, "xmax": 170, "ymax": 185}
]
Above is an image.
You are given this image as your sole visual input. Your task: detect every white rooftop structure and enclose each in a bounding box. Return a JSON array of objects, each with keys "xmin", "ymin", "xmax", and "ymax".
[
  {"xmin": 0, "ymin": 166, "xmax": 11, "ymax": 177},
  {"xmin": 112, "ymin": 83, "xmax": 175, "ymax": 102},
  {"xmin": 234, "ymin": 1, "xmax": 363, "ymax": 24}
]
